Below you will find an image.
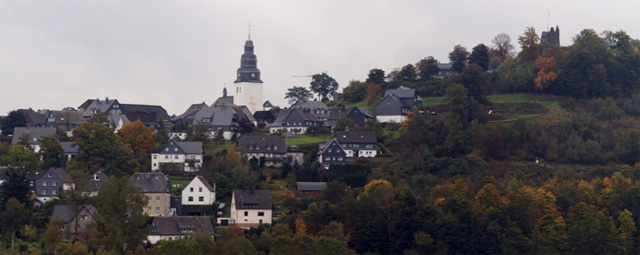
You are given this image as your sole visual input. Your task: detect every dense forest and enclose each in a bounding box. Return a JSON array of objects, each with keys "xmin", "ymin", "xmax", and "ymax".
[{"xmin": 0, "ymin": 27, "xmax": 639, "ymax": 254}]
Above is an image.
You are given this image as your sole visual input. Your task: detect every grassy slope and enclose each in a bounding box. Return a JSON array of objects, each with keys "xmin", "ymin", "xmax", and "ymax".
[{"xmin": 284, "ymin": 134, "xmax": 331, "ymax": 146}]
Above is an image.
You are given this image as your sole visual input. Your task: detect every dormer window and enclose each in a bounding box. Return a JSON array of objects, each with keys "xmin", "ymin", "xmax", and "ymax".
[
  {"xmin": 249, "ymin": 145, "xmax": 253, "ymax": 150},
  {"xmin": 266, "ymin": 146, "xmax": 271, "ymax": 150},
  {"xmin": 274, "ymin": 146, "xmax": 278, "ymax": 150}
]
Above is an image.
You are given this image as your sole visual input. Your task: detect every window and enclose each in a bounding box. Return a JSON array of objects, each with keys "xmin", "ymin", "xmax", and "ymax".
[
  {"xmin": 199, "ymin": 187, "xmax": 202, "ymax": 192},
  {"xmin": 164, "ymin": 155, "xmax": 168, "ymax": 159},
  {"xmin": 190, "ymin": 187, "xmax": 194, "ymax": 192},
  {"xmin": 266, "ymin": 146, "xmax": 271, "ymax": 150},
  {"xmin": 249, "ymin": 145, "xmax": 253, "ymax": 150},
  {"xmin": 147, "ymin": 207, "xmax": 151, "ymax": 212},
  {"xmin": 80, "ymin": 215, "xmax": 88, "ymax": 221},
  {"xmin": 42, "ymin": 190, "xmax": 47, "ymax": 195},
  {"xmin": 156, "ymin": 196, "xmax": 160, "ymax": 201},
  {"xmin": 244, "ymin": 211, "xmax": 248, "ymax": 216},
  {"xmin": 199, "ymin": 197, "xmax": 204, "ymax": 202},
  {"xmin": 156, "ymin": 207, "xmax": 160, "ymax": 212},
  {"xmin": 52, "ymin": 190, "xmax": 57, "ymax": 195},
  {"xmin": 153, "ymin": 155, "xmax": 157, "ymax": 159},
  {"xmin": 325, "ymin": 157, "xmax": 330, "ymax": 161},
  {"xmin": 338, "ymin": 157, "xmax": 343, "ymax": 161},
  {"xmin": 148, "ymin": 196, "xmax": 152, "ymax": 201},
  {"xmin": 53, "ymin": 181, "xmax": 57, "ymax": 186},
  {"xmin": 328, "ymin": 149, "xmax": 332, "ymax": 153},
  {"xmin": 165, "ymin": 148, "xmax": 169, "ymax": 151},
  {"xmin": 188, "ymin": 197, "xmax": 193, "ymax": 201},
  {"xmin": 258, "ymin": 212, "xmax": 264, "ymax": 216},
  {"xmin": 274, "ymin": 145, "xmax": 278, "ymax": 150},
  {"xmin": 256, "ymin": 146, "xmax": 260, "ymax": 150},
  {"xmin": 336, "ymin": 149, "xmax": 340, "ymax": 153},
  {"xmin": 174, "ymin": 155, "xmax": 179, "ymax": 159}
]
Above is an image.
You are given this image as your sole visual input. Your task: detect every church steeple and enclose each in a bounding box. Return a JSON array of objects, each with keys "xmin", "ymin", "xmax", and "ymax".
[{"xmin": 234, "ymin": 29, "xmax": 262, "ymax": 83}]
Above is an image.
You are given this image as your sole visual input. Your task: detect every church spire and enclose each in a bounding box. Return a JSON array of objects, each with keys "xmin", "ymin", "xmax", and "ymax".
[
  {"xmin": 235, "ymin": 29, "xmax": 262, "ymax": 83},
  {"xmin": 248, "ymin": 23, "xmax": 251, "ymax": 40}
]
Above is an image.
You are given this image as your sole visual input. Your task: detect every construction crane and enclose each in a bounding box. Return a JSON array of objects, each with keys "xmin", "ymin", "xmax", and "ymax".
[{"xmin": 292, "ymin": 71, "xmax": 328, "ymax": 78}]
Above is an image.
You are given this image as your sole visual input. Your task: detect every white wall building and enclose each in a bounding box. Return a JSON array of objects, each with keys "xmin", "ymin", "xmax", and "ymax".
[
  {"xmin": 233, "ymin": 34, "xmax": 263, "ymax": 114},
  {"xmin": 181, "ymin": 176, "xmax": 215, "ymax": 206},
  {"xmin": 230, "ymin": 189, "xmax": 272, "ymax": 228},
  {"xmin": 151, "ymin": 140, "xmax": 203, "ymax": 172}
]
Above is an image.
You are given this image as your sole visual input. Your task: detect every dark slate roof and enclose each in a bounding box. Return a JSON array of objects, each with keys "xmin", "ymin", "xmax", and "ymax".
[
  {"xmin": 128, "ymin": 172, "xmax": 171, "ymax": 193},
  {"xmin": 78, "ymin": 99, "xmax": 96, "ymax": 111},
  {"xmin": 232, "ymin": 105, "xmax": 257, "ymax": 123},
  {"xmin": 292, "ymin": 100, "xmax": 328, "ymax": 110},
  {"xmin": 161, "ymin": 140, "xmax": 203, "ymax": 155},
  {"xmin": 93, "ymin": 171, "xmax": 109, "ymax": 183},
  {"xmin": 120, "ymin": 104, "xmax": 170, "ymax": 121},
  {"xmin": 60, "ymin": 142, "xmax": 79, "ymax": 154},
  {"xmin": 237, "ymin": 135, "xmax": 286, "ymax": 154},
  {"xmin": 149, "ymin": 216, "xmax": 214, "ymax": 236},
  {"xmin": 253, "ymin": 111, "xmax": 276, "ymax": 122},
  {"xmin": 52, "ymin": 204, "xmax": 98, "ymax": 223},
  {"xmin": 47, "ymin": 110, "xmax": 84, "ymax": 125},
  {"xmin": 270, "ymin": 108, "xmax": 320, "ymax": 127},
  {"xmin": 48, "ymin": 167, "xmax": 72, "ymax": 183},
  {"xmin": 26, "ymin": 170, "xmax": 45, "ymax": 181},
  {"xmin": 108, "ymin": 114, "xmax": 130, "ymax": 126},
  {"xmin": 192, "ymin": 105, "xmax": 237, "ymax": 127},
  {"xmin": 18, "ymin": 108, "xmax": 48, "ymax": 127},
  {"xmin": 263, "ymin": 100, "xmax": 273, "ymax": 107},
  {"xmin": 11, "ymin": 127, "xmax": 56, "ymax": 145},
  {"xmin": 334, "ymin": 131, "xmax": 377, "ymax": 144},
  {"xmin": 233, "ymin": 189, "xmax": 271, "ymax": 210},
  {"xmin": 384, "ymin": 86, "xmax": 417, "ymax": 99},
  {"xmin": 296, "ymin": 182, "xmax": 328, "ymax": 192},
  {"xmin": 82, "ymin": 98, "xmax": 119, "ymax": 118},
  {"xmin": 318, "ymin": 137, "xmax": 346, "ymax": 155},
  {"xmin": 193, "ymin": 176, "xmax": 214, "ymax": 192},
  {"xmin": 353, "ymin": 107, "xmax": 374, "ymax": 118},
  {"xmin": 213, "ymin": 96, "xmax": 234, "ymax": 107},
  {"xmin": 173, "ymin": 103, "xmax": 208, "ymax": 122}
]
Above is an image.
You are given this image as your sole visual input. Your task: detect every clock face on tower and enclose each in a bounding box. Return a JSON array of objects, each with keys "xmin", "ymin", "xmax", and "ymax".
[{"xmin": 251, "ymin": 73, "xmax": 255, "ymax": 78}]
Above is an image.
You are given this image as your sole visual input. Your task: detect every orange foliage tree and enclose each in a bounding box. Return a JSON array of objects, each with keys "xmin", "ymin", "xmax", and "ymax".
[
  {"xmin": 119, "ymin": 120, "xmax": 154, "ymax": 156},
  {"xmin": 534, "ymin": 56, "xmax": 558, "ymax": 90}
]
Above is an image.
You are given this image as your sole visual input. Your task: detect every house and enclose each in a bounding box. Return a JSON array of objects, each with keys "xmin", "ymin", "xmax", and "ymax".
[
  {"xmin": 152, "ymin": 139, "xmax": 203, "ymax": 173},
  {"xmin": 334, "ymin": 131, "xmax": 379, "ymax": 158},
  {"xmin": 292, "ymin": 101, "xmax": 329, "ymax": 122},
  {"xmin": 296, "ymin": 182, "xmax": 327, "ymax": 198},
  {"xmin": 287, "ymin": 145, "xmax": 304, "ymax": 165},
  {"xmin": 26, "ymin": 170, "xmax": 45, "ymax": 190},
  {"xmin": 317, "ymin": 138, "xmax": 347, "ymax": 168},
  {"xmin": 269, "ymin": 108, "xmax": 323, "ymax": 134},
  {"xmin": 52, "ymin": 204, "xmax": 100, "ymax": 235},
  {"xmin": 17, "ymin": 108, "xmax": 48, "ymax": 127},
  {"xmin": 172, "ymin": 102, "xmax": 208, "ymax": 124},
  {"xmin": 86, "ymin": 171, "xmax": 109, "ymax": 197},
  {"xmin": 236, "ymin": 135, "xmax": 287, "ymax": 167},
  {"xmin": 108, "ymin": 114, "xmax": 130, "ymax": 131},
  {"xmin": 327, "ymin": 106, "xmax": 374, "ymax": 128},
  {"xmin": 434, "ymin": 63, "xmax": 459, "ymax": 78},
  {"xmin": 34, "ymin": 167, "xmax": 72, "ymax": 204},
  {"xmin": 43, "ymin": 108, "xmax": 84, "ymax": 136},
  {"xmin": 11, "ymin": 127, "xmax": 57, "ymax": 152},
  {"xmin": 182, "ymin": 176, "xmax": 215, "ymax": 206},
  {"xmin": 253, "ymin": 110, "xmax": 276, "ymax": 124},
  {"xmin": 168, "ymin": 131, "xmax": 188, "ymax": 141},
  {"xmin": 60, "ymin": 142, "xmax": 79, "ymax": 160},
  {"xmin": 147, "ymin": 216, "xmax": 214, "ymax": 244},
  {"xmin": 128, "ymin": 172, "xmax": 172, "ymax": 216},
  {"xmin": 80, "ymin": 98, "xmax": 122, "ymax": 118},
  {"xmin": 120, "ymin": 104, "xmax": 171, "ymax": 128},
  {"xmin": 191, "ymin": 105, "xmax": 239, "ymax": 140},
  {"xmin": 376, "ymin": 86, "xmax": 422, "ymax": 123},
  {"xmin": 230, "ymin": 189, "xmax": 272, "ymax": 227},
  {"xmin": 263, "ymin": 100, "xmax": 273, "ymax": 111}
]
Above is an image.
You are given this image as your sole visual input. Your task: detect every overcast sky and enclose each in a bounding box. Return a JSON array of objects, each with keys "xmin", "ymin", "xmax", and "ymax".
[{"xmin": 1, "ymin": 0, "xmax": 638, "ymax": 116}]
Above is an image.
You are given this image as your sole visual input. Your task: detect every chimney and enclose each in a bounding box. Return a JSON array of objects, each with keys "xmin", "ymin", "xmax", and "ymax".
[{"xmin": 106, "ymin": 97, "xmax": 109, "ymax": 102}]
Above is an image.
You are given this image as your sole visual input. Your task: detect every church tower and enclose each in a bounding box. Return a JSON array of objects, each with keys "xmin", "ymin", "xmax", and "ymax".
[{"xmin": 233, "ymin": 29, "xmax": 263, "ymax": 113}]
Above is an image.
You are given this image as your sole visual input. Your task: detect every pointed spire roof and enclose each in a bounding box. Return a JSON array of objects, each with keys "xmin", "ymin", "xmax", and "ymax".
[{"xmin": 235, "ymin": 29, "xmax": 262, "ymax": 84}]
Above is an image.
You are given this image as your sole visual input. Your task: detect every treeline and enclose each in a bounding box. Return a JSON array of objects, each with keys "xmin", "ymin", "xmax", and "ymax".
[{"xmin": 340, "ymin": 28, "xmax": 639, "ymax": 104}]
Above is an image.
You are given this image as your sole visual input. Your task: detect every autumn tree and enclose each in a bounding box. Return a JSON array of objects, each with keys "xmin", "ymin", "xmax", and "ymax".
[
  {"xmin": 119, "ymin": 120, "xmax": 153, "ymax": 169},
  {"xmin": 342, "ymin": 80, "xmax": 368, "ymax": 103},
  {"xmin": 449, "ymin": 44, "xmax": 470, "ymax": 73},
  {"xmin": 534, "ymin": 56, "xmax": 558, "ymax": 90},
  {"xmin": 285, "ymin": 86, "xmax": 313, "ymax": 105},
  {"xmin": 310, "ymin": 72, "xmax": 339, "ymax": 101},
  {"xmin": 44, "ymin": 215, "xmax": 64, "ymax": 251},
  {"xmin": 518, "ymin": 27, "xmax": 540, "ymax": 60},
  {"xmin": 365, "ymin": 83, "xmax": 383, "ymax": 107}
]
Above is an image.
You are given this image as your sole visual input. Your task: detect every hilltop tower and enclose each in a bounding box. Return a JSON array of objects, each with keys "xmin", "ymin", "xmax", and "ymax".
[
  {"xmin": 233, "ymin": 30, "xmax": 263, "ymax": 113},
  {"xmin": 540, "ymin": 25, "xmax": 560, "ymax": 46}
]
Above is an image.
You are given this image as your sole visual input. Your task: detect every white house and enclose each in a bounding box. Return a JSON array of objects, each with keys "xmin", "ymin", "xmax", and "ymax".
[
  {"xmin": 334, "ymin": 131, "xmax": 380, "ymax": 158},
  {"xmin": 151, "ymin": 140, "xmax": 203, "ymax": 172},
  {"xmin": 230, "ymin": 189, "xmax": 272, "ymax": 228},
  {"xmin": 181, "ymin": 176, "xmax": 215, "ymax": 206}
]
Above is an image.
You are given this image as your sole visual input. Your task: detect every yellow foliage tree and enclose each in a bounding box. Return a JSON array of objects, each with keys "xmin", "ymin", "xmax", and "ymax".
[
  {"xmin": 295, "ymin": 216, "xmax": 307, "ymax": 235},
  {"xmin": 119, "ymin": 120, "xmax": 154, "ymax": 156},
  {"xmin": 364, "ymin": 179, "xmax": 392, "ymax": 194},
  {"xmin": 534, "ymin": 56, "xmax": 558, "ymax": 90}
]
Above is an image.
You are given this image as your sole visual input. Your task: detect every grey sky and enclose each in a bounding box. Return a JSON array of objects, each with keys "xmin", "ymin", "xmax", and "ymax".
[{"xmin": 1, "ymin": 0, "xmax": 638, "ymax": 116}]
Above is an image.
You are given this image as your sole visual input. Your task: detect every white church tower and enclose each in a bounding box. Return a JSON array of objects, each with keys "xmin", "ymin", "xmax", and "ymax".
[{"xmin": 233, "ymin": 29, "xmax": 263, "ymax": 113}]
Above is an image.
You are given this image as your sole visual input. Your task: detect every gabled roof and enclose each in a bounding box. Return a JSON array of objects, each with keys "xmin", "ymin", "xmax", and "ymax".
[
  {"xmin": 232, "ymin": 105, "xmax": 257, "ymax": 123},
  {"xmin": 271, "ymin": 108, "xmax": 320, "ymax": 127},
  {"xmin": 173, "ymin": 102, "xmax": 208, "ymax": 122},
  {"xmin": 82, "ymin": 98, "xmax": 119, "ymax": 118},
  {"xmin": 213, "ymin": 96, "xmax": 234, "ymax": 107},
  {"xmin": 233, "ymin": 189, "xmax": 271, "ymax": 210},
  {"xmin": 128, "ymin": 172, "xmax": 170, "ymax": 193},
  {"xmin": 18, "ymin": 108, "xmax": 48, "ymax": 127},
  {"xmin": 149, "ymin": 216, "xmax": 214, "ymax": 236},
  {"xmin": 334, "ymin": 131, "xmax": 377, "ymax": 144},
  {"xmin": 318, "ymin": 137, "xmax": 346, "ymax": 155},
  {"xmin": 52, "ymin": 204, "xmax": 99, "ymax": 223},
  {"xmin": 292, "ymin": 100, "xmax": 328, "ymax": 110},
  {"xmin": 11, "ymin": 127, "xmax": 57, "ymax": 145},
  {"xmin": 237, "ymin": 135, "xmax": 286, "ymax": 154},
  {"xmin": 263, "ymin": 100, "xmax": 273, "ymax": 107},
  {"xmin": 296, "ymin": 182, "xmax": 328, "ymax": 192},
  {"xmin": 188, "ymin": 176, "xmax": 214, "ymax": 192},
  {"xmin": 384, "ymin": 86, "xmax": 417, "ymax": 99},
  {"xmin": 120, "ymin": 104, "xmax": 170, "ymax": 121},
  {"xmin": 26, "ymin": 170, "xmax": 45, "ymax": 181},
  {"xmin": 253, "ymin": 111, "xmax": 275, "ymax": 122},
  {"xmin": 192, "ymin": 105, "xmax": 237, "ymax": 127},
  {"xmin": 160, "ymin": 140, "xmax": 202, "ymax": 155},
  {"xmin": 48, "ymin": 167, "xmax": 72, "ymax": 183},
  {"xmin": 47, "ymin": 110, "xmax": 84, "ymax": 125}
]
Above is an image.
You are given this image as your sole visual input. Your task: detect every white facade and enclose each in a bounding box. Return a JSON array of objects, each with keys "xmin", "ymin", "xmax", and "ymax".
[
  {"xmin": 269, "ymin": 126, "xmax": 308, "ymax": 134},
  {"xmin": 206, "ymin": 130, "xmax": 235, "ymax": 141},
  {"xmin": 168, "ymin": 132, "xmax": 187, "ymax": 141},
  {"xmin": 234, "ymin": 82, "xmax": 263, "ymax": 114},
  {"xmin": 151, "ymin": 153, "xmax": 202, "ymax": 172},
  {"xmin": 181, "ymin": 177, "xmax": 215, "ymax": 206},
  {"xmin": 344, "ymin": 149, "xmax": 378, "ymax": 158},
  {"xmin": 147, "ymin": 235, "xmax": 184, "ymax": 245},
  {"xmin": 376, "ymin": 115, "xmax": 406, "ymax": 124}
]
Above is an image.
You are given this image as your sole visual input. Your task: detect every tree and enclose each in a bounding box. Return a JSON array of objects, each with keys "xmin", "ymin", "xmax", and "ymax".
[
  {"xmin": 334, "ymin": 118, "xmax": 357, "ymax": 132},
  {"xmin": 366, "ymin": 68, "xmax": 386, "ymax": 85},
  {"xmin": 469, "ymin": 44, "xmax": 490, "ymax": 71},
  {"xmin": 458, "ymin": 64, "xmax": 491, "ymax": 106},
  {"xmin": 1, "ymin": 110, "xmax": 26, "ymax": 136},
  {"xmin": 189, "ymin": 122, "xmax": 210, "ymax": 142},
  {"xmin": 0, "ymin": 144, "xmax": 40, "ymax": 169},
  {"xmin": 449, "ymin": 44, "xmax": 470, "ymax": 73},
  {"xmin": 400, "ymin": 110, "xmax": 434, "ymax": 171},
  {"xmin": 119, "ymin": 120, "xmax": 153, "ymax": 157},
  {"xmin": 285, "ymin": 86, "xmax": 313, "ymax": 105},
  {"xmin": 491, "ymin": 33, "xmax": 515, "ymax": 60},
  {"xmin": 534, "ymin": 56, "xmax": 558, "ymax": 90},
  {"xmin": 71, "ymin": 113, "xmax": 139, "ymax": 176},
  {"xmin": 416, "ymin": 57, "xmax": 439, "ymax": 81},
  {"xmin": 310, "ymin": 73, "xmax": 339, "ymax": 100},
  {"xmin": 399, "ymin": 64, "xmax": 417, "ymax": 82},
  {"xmin": 518, "ymin": 27, "xmax": 539, "ymax": 60},
  {"xmin": 96, "ymin": 176, "xmax": 148, "ymax": 252},
  {"xmin": 44, "ymin": 216, "xmax": 64, "ymax": 250},
  {"xmin": 0, "ymin": 168, "xmax": 31, "ymax": 211},
  {"xmin": 342, "ymin": 80, "xmax": 367, "ymax": 103},
  {"xmin": 39, "ymin": 134, "xmax": 66, "ymax": 169},
  {"xmin": 154, "ymin": 119, "xmax": 169, "ymax": 149},
  {"xmin": 0, "ymin": 197, "xmax": 29, "ymax": 244},
  {"xmin": 365, "ymin": 83, "xmax": 383, "ymax": 107}
]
